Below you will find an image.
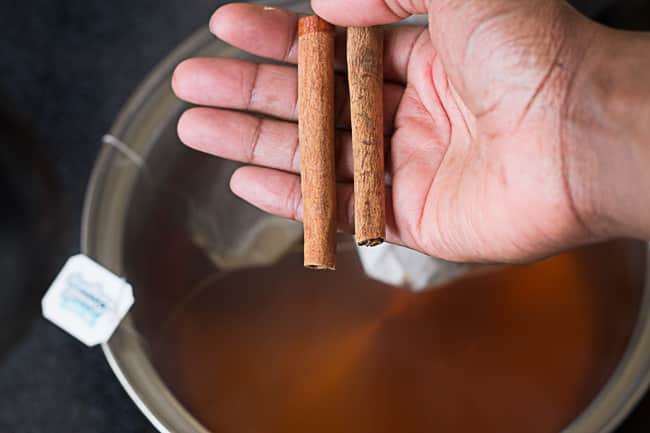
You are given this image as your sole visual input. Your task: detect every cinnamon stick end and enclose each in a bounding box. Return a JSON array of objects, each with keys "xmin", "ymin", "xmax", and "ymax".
[
  {"xmin": 357, "ymin": 237, "xmax": 385, "ymax": 247},
  {"xmin": 304, "ymin": 263, "xmax": 336, "ymax": 271},
  {"xmin": 298, "ymin": 15, "xmax": 334, "ymax": 36}
]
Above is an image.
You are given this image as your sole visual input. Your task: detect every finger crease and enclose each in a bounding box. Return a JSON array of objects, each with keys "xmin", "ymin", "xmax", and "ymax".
[
  {"xmin": 292, "ymin": 83, "xmax": 300, "ymax": 119},
  {"xmin": 284, "ymin": 14, "xmax": 299, "ymax": 62},
  {"xmin": 287, "ymin": 177, "xmax": 303, "ymax": 221},
  {"xmin": 246, "ymin": 63, "xmax": 262, "ymax": 111},
  {"xmin": 289, "ymin": 129, "xmax": 300, "ymax": 171},
  {"xmin": 248, "ymin": 117, "xmax": 263, "ymax": 163}
]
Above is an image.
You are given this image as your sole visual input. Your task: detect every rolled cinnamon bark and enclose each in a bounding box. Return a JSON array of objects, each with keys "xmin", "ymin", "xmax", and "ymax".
[
  {"xmin": 298, "ymin": 16, "xmax": 337, "ymax": 270},
  {"xmin": 347, "ymin": 26, "xmax": 386, "ymax": 247}
]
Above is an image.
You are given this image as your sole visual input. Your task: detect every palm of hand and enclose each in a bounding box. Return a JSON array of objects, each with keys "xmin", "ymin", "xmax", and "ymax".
[
  {"xmin": 392, "ymin": 11, "xmax": 590, "ymax": 262},
  {"xmin": 174, "ymin": 2, "xmax": 591, "ymax": 262}
]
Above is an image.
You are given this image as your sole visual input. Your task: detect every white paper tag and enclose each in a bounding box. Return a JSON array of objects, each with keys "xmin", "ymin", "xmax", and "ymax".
[{"xmin": 42, "ymin": 254, "xmax": 134, "ymax": 347}]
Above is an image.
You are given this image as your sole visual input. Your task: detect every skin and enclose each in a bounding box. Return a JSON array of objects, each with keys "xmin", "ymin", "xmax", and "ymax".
[{"xmin": 172, "ymin": 0, "xmax": 650, "ymax": 263}]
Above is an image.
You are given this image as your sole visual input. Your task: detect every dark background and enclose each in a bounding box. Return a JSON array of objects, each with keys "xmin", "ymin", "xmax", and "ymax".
[{"xmin": 0, "ymin": 1, "xmax": 649, "ymax": 432}]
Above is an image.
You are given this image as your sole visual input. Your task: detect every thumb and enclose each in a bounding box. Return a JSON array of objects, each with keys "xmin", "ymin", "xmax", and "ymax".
[
  {"xmin": 310, "ymin": 0, "xmax": 429, "ymax": 26},
  {"xmin": 431, "ymin": 0, "xmax": 602, "ymax": 121},
  {"xmin": 427, "ymin": 0, "xmax": 577, "ymax": 112},
  {"xmin": 313, "ymin": 0, "xmax": 586, "ymax": 118}
]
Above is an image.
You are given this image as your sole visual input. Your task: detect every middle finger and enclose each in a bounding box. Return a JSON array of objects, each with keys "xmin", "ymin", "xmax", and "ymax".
[{"xmin": 172, "ymin": 57, "xmax": 404, "ymax": 132}]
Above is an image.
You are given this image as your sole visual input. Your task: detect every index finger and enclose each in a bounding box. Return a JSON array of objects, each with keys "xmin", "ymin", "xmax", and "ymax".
[
  {"xmin": 210, "ymin": 4, "xmax": 304, "ymax": 65},
  {"xmin": 210, "ymin": 3, "xmax": 425, "ymax": 84}
]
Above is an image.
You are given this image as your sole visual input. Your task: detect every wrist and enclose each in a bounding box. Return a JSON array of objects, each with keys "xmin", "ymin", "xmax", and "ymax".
[{"xmin": 562, "ymin": 25, "xmax": 650, "ymax": 240}]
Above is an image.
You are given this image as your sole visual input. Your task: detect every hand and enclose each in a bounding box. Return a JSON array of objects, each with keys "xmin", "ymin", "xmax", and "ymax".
[{"xmin": 173, "ymin": 1, "xmax": 646, "ymax": 262}]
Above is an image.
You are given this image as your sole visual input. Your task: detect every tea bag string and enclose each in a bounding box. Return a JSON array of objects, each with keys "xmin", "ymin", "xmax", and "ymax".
[{"xmin": 101, "ymin": 134, "xmax": 215, "ymax": 233}]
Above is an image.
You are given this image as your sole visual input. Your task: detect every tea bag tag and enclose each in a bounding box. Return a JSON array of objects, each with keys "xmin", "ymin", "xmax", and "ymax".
[{"xmin": 42, "ymin": 254, "xmax": 134, "ymax": 347}]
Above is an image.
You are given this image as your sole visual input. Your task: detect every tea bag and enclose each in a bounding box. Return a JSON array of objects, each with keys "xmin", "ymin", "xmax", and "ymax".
[
  {"xmin": 356, "ymin": 243, "xmax": 476, "ymax": 292},
  {"xmin": 191, "ymin": 213, "xmax": 302, "ymax": 271},
  {"xmin": 182, "ymin": 151, "xmax": 472, "ymax": 286},
  {"xmin": 185, "ymin": 159, "xmax": 303, "ymax": 271}
]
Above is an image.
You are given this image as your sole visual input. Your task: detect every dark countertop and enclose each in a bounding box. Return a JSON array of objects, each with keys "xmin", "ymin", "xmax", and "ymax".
[
  {"xmin": 0, "ymin": 1, "xmax": 220, "ymax": 431},
  {"xmin": 0, "ymin": 1, "xmax": 648, "ymax": 432}
]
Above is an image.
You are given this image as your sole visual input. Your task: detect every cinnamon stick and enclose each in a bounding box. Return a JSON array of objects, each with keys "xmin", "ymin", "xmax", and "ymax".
[
  {"xmin": 298, "ymin": 16, "xmax": 337, "ymax": 270},
  {"xmin": 347, "ymin": 26, "xmax": 386, "ymax": 247}
]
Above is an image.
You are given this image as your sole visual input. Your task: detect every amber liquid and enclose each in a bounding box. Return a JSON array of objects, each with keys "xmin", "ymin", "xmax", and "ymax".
[{"xmin": 129, "ymin": 236, "xmax": 645, "ymax": 433}]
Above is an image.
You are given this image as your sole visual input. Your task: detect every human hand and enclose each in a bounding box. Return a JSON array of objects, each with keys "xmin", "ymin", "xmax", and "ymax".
[{"xmin": 173, "ymin": 1, "xmax": 648, "ymax": 263}]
